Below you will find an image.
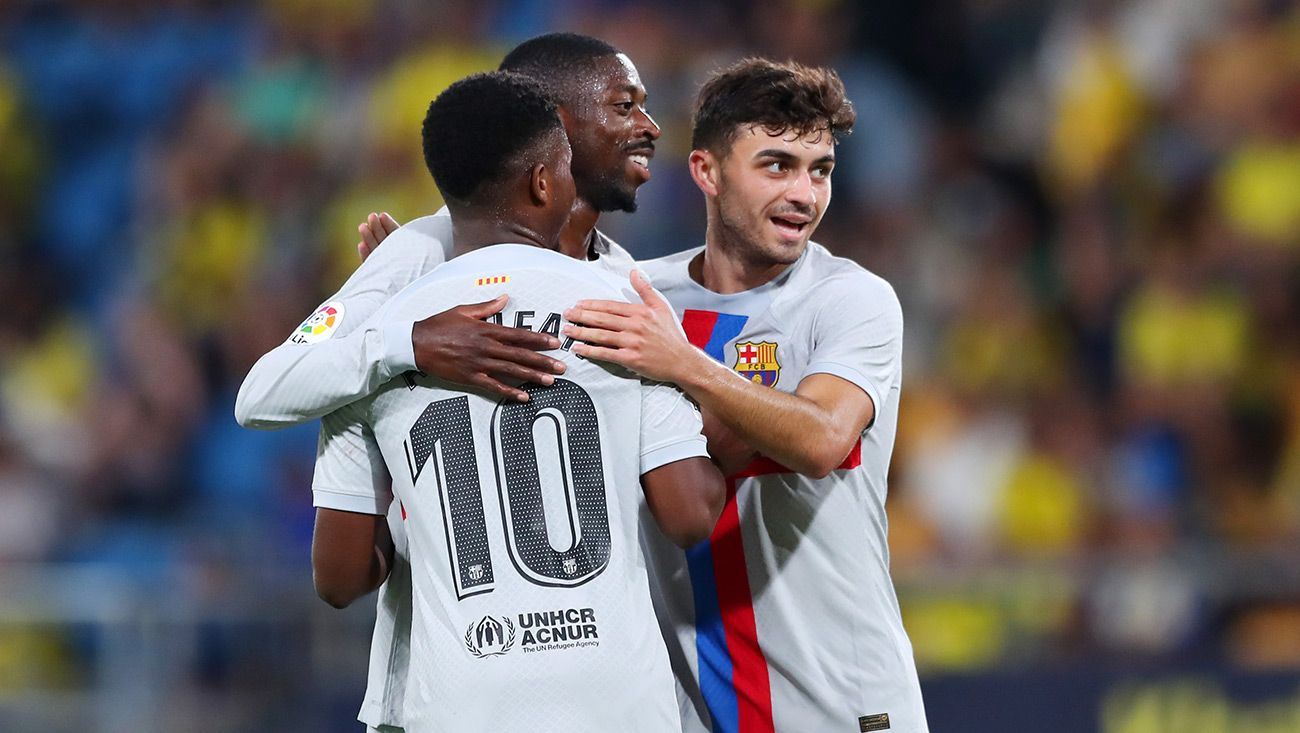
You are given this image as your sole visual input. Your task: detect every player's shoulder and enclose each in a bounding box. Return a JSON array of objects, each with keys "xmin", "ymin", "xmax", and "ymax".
[
  {"xmin": 355, "ymin": 213, "xmax": 454, "ymax": 278},
  {"xmin": 438, "ymin": 244, "xmax": 630, "ymax": 298},
  {"xmin": 797, "ymin": 242, "xmax": 899, "ymax": 309},
  {"xmin": 379, "ymin": 214, "xmax": 449, "ymax": 250},
  {"xmin": 399, "ymin": 213, "xmax": 452, "ymax": 244},
  {"xmin": 591, "ymin": 229, "xmax": 637, "ymax": 277},
  {"xmin": 639, "ymin": 246, "xmax": 703, "ymax": 287}
]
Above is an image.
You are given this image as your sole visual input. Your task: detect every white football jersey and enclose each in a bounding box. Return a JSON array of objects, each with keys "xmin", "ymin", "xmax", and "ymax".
[
  {"xmin": 314, "ymin": 244, "xmax": 701, "ymax": 732},
  {"xmin": 235, "ymin": 209, "xmax": 635, "ymax": 729},
  {"xmin": 235, "ymin": 213, "xmax": 633, "ymax": 429},
  {"xmin": 235, "ymin": 214, "xmax": 454, "ymax": 429},
  {"xmin": 640, "ymin": 243, "xmax": 929, "ymax": 733},
  {"xmin": 354, "ymin": 228, "xmax": 635, "ymax": 731}
]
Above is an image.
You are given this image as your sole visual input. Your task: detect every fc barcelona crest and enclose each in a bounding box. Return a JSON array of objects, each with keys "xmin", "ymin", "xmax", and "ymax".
[{"xmin": 734, "ymin": 341, "xmax": 780, "ymax": 387}]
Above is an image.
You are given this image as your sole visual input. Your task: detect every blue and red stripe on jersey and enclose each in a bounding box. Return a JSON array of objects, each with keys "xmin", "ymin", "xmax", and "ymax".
[
  {"xmin": 679, "ymin": 309, "xmax": 865, "ymax": 733},
  {"xmin": 681, "ymin": 309, "xmax": 775, "ymax": 733}
]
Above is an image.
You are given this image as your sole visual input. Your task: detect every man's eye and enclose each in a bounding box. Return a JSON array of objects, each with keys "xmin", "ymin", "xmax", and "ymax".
[
  {"xmin": 812, "ymin": 167, "xmax": 832, "ymax": 179},
  {"xmin": 765, "ymin": 161, "xmax": 784, "ymax": 173},
  {"xmin": 614, "ymin": 102, "xmax": 634, "ymax": 112}
]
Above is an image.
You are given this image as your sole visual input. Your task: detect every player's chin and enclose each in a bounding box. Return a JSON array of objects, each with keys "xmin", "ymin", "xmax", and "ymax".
[
  {"xmin": 607, "ymin": 185, "xmax": 640, "ymax": 213},
  {"xmin": 767, "ymin": 223, "xmax": 811, "ymax": 253},
  {"xmin": 625, "ymin": 157, "xmax": 652, "ymax": 186},
  {"xmin": 769, "ymin": 230, "xmax": 811, "ymax": 258}
]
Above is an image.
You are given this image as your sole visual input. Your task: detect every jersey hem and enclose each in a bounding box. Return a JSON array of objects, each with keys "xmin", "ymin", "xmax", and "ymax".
[
  {"xmin": 641, "ymin": 435, "xmax": 710, "ymax": 474},
  {"xmin": 312, "ymin": 485, "xmax": 391, "ymax": 515},
  {"xmin": 356, "ymin": 703, "xmax": 400, "ymax": 730}
]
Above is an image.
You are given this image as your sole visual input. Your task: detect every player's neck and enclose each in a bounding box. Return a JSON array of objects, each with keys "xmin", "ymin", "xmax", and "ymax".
[
  {"xmin": 450, "ymin": 219, "xmax": 550, "ymax": 256},
  {"xmin": 695, "ymin": 223, "xmax": 793, "ymax": 295},
  {"xmin": 558, "ymin": 199, "xmax": 600, "ymax": 260}
]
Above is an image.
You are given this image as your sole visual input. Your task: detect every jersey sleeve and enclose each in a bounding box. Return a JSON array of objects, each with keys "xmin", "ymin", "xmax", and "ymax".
[
  {"xmin": 234, "ymin": 221, "xmax": 448, "ymax": 429},
  {"xmin": 312, "ymin": 401, "xmax": 392, "ymax": 515},
  {"xmin": 638, "ymin": 379, "xmax": 709, "ymax": 474},
  {"xmin": 803, "ymin": 273, "xmax": 904, "ymax": 428}
]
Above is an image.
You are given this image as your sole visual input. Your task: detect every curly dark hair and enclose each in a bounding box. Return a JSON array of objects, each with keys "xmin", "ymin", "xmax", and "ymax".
[
  {"xmin": 421, "ymin": 71, "xmax": 563, "ymax": 207},
  {"xmin": 499, "ymin": 33, "xmax": 622, "ymax": 108},
  {"xmin": 691, "ymin": 58, "xmax": 855, "ymax": 155}
]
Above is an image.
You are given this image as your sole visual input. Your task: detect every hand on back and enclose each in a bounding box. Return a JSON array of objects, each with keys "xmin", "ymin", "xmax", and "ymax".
[
  {"xmin": 357, "ymin": 211, "xmax": 400, "ymax": 261},
  {"xmin": 563, "ymin": 270, "xmax": 696, "ymax": 383},
  {"xmin": 354, "ymin": 212, "xmax": 569, "ymax": 402},
  {"xmin": 412, "ymin": 296, "xmax": 566, "ymax": 403}
]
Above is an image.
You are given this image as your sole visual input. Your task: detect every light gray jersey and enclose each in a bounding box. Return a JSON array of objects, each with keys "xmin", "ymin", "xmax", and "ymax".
[
  {"xmin": 352, "ymin": 230, "xmax": 636, "ymax": 731},
  {"xmin": 235, "ymin": 215, "xmax": 453, "ymax": 430},
  {"xmin": 233, "ymin": 211, "xmax": 634, "ymax": 729},
  {"xmin": 640, "ymin": 242, "xmax": 929, "ymax": 733},
  {"xmin": 234, "ymin": 212, "xmax": 634, "ymax": 429},
  {"xmin": 314, "ymin": 244, "xmax": 700, "ymax": 733}
]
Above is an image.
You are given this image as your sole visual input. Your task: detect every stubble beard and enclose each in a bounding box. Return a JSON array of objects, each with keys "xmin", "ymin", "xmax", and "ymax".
[
  {"xmin": 576, "ymin": 166, "xmax": 638, "ymax": 213},
  {"xmin": 714, "ymin": 195, "xmax": 803, "ymax": 270}
]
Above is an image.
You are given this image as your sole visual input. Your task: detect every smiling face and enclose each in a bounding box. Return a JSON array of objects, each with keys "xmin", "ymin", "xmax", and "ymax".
[
  {"xmin": 563, "ymin": 53, "xmax": 661, "ymax": 212},
  {"xmin": 706, "ymin": 125, "xmax": 835, "ymax": 267}
]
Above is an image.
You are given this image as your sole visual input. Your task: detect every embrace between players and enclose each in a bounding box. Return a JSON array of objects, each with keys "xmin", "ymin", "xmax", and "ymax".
[{"xmin": 236, "ymin": 33, "xmax": 929, "ymax": 733}]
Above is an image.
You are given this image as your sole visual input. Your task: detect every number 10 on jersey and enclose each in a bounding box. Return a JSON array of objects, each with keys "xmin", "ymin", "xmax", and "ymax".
[{"xmin": 402, "ymin": 379, "xmax": 612, "ymax": 600}]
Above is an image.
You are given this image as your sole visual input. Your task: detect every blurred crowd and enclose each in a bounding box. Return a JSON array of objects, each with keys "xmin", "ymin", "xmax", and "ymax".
[{"xmin": 1, "ymin": 0, "xmax": 1298, "ymax": 705}]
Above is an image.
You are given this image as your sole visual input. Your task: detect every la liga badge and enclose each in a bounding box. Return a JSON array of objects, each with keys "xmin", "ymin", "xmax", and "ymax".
[
  {"xmin": 734, "ymin": 341, "xmax": 780, "ymax": 387},
  {"xmin": 290, "ymin": 301, "xmax": 345, "ymax": 344}
]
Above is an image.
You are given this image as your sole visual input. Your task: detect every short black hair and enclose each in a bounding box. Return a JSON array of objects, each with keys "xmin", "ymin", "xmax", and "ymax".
[
  {"xmin": 499, "ymin": 32, "xmax": 622, "ymax": 107},
  {"xmin": 692, "ymin": 58, "xmax": 855, "ymax": 155},
  {"xmin": 422, "ymin": 71, "xmax": 563, "ymax": 207}
]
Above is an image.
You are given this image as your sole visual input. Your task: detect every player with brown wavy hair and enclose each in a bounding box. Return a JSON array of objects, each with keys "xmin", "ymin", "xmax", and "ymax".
[{"xmin": 565, "ymin": 57, "xmax": 930, "ymax": 733}]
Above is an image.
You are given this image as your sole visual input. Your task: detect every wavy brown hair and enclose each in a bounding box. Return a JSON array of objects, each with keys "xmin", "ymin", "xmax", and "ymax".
[{"xmin": 691, "ymin": 58, "xmax": 855, "ymax": 155}]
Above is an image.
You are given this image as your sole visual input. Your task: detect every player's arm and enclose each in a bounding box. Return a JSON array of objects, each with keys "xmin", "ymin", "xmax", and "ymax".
[
  {"xmin": 674, "ymin": 369, "xmax": 870, "ymax": 478},
  {"xmin": 642, "ymin": 458, "xmax": 726, "ymax": 547},
  {"xmin": 638, "ymin": 381, "xmax": 726, "ymax": 546},
  {"xmin": 309, "ymin": 406, "xmax": 395, "ymax": 608},
  {"xmin": 313, "ymin": 508, "xmax": 394, "ymax": 609},
  {"xmin": 700, "ymin": 408, "xmax": 758, "ymax": 476},
  {"xmin": 568, "ymin": 271, "xmax": 896, "ymax": 478},
  {"xmin": 234, "ymin": 221, "xmax": 565, "ymax": 429}
]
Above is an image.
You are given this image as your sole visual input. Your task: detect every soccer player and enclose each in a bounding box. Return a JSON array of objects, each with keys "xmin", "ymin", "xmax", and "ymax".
[
  {"xmin": 313, "ymin": 70, "xmax": 723, "ymax": 732},
  {"xmin": 233, "ymin": 33, "xmax": 669, "ymax": 733},
  {"xmin": 562, "ymin": 59, "xmax": 930, "ymax": 732},
  {"xmin": 233, "ymin": 32, "xmax": 657, "ymax": 427}
]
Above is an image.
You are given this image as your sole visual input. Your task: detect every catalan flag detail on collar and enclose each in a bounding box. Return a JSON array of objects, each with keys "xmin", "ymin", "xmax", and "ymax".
[{"xmin": 474, "ymin": 275, "xmax": 510, "ymax": 286}]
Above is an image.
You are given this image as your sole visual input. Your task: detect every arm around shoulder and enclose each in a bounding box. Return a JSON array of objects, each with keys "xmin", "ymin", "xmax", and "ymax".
[
  {"xmin": 234, "ymin": 222, "xmax": 448, "ymax": 429},
  {"xmin": 233, "ymin": 320, "xmax": 416, "ymax": 429}
]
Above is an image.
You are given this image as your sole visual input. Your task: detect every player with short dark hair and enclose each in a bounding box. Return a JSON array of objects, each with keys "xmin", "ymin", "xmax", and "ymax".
[
  {"xmin": 498, "ymin": 32, "xmax": 622, "ymax": 102},
  {"xmin": 419, "ymin": 72, "xmax": 570, "ymax": 210},
  {"xmin": 498, "ymin": 32, "xmax": 654, "ymax": 215},
  {"xmin": 312, "ymin": 69, "xmax": 723, "ymax": 731},
  {"xmin": 310, "ymin": 67, "xmax": 575, "ymax": 624},
  {"xmin": 234, "ymin": 35, "xmax": 679, "ymax": 733},
  {"xmin": 565, "ymin": 57, "xmax": 930, "ymax": 732}
]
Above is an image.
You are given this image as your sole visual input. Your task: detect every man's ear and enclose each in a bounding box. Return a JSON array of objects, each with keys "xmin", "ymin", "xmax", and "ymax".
[
  {"xmin": 529, "ymin": 162, "xmax": 550, "ymax": 206},
  {"xmin": 688, "ymin": 149, "xmax": 721, "ymax": 197}
]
